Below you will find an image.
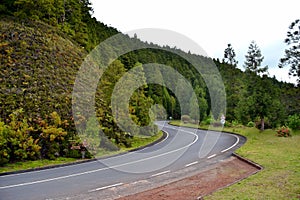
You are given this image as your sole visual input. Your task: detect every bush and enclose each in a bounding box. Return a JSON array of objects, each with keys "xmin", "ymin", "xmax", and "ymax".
[
  {"xmin": 201, "ymin": 117, "xmax": 214, "ymax": 125},
  {"xmin": 7, "ymin": 109, "xmax": 41, "ymax": 161},
  {"xmin": 181, "ymin": 115, "xmax": 191, "ymax": 123},
  {"xmin": 224, "ymin": 121, "xmax": 232, "ymax": 127},
  {"xmin": 212, "ymin": 121, "xmax": 222, "ymax": 127},
  {"xmin": 276, "ymin": 126, "xmax": 291, "ymax": 137},
  {"xmin": 231, "ymin": 120, "xmax": 240, "ymax": 127},
  {"xmin": 0, "ymin": 121, "xmax": 11, "ymax": 166},
  {"xmin": 39, "ymin": 126, "xmax": 68, "ymax": 159},
  {"xmin": 66, "ymin": 149, "xmax": 82, "ymax": 158},
  {"xmin": 247, "ymin": 121, "xmax": 255, "ymax": 127},
  {"xmin": 100, "ymin": 134, "xmax": 120, "ymax": 151},
  {"xmin": 139, "ymin": 124, "xmax": 158, "ymax": 136},
  {"xmin": 287, "ymin": 114, "xmax": 300, "ymax": 130}
]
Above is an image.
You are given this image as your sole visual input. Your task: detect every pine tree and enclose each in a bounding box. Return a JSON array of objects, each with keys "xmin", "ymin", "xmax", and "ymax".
[
  {"xmin": 240, "ymin": 42, "xmax": 272, "ymax": 130},
  {"xmin": 244, "ymin": 41, "xmax": 268, "ymax": 75},
  {"xmin": 279, "ymin": 19, "xmax": 300, "ymax": 85},
  {"xmin": 223, "ymin": 43, "xmax": 238, "ymax": 66}
]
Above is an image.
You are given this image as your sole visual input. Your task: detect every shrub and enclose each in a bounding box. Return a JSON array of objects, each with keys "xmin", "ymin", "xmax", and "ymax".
[
  {"xmin": 202, "ymin": 117, "xmax": 214, "ymax": 125},
  {"xmin": 224, "ymin": 121, "xmax": 232, "ymax": 127},
  {"xmin": 39, "ymin": 126, "xmax": 67, "ymax": 159},
  {"xmin": 276, "ymin": 126, "xmax": 291, "ymax": 137},
  {"xmin": 66, "ymin": 149, "xmax": 82, "ymax": 158},
  {"xmin": 67, "ymin": 136, "xmax": 93, "ymax": 159},
  {"xmin": 100, "ymin": 136, "xmax": 120, "ymax": 151},
  {"xmin": 139, "ymin": 124, "xmax": 158, "ymax": 136},
  {"xmin": 181, "ymin": 115, "xmax": 191, "ymax": 123},
  {"xmin": 212, "ymin": 121, "xmax": 222, "ymax": 127},
  {"xmin": 115, "ymin": 132, "xmax": 132, "ymax": 148},
  {"xmin": 7, "ymin": 109, "xmax": 41, "ymax": 161},
  {"xmin": 247, "ymin": 121, "xmax": 255, "ymax": 127},
  {"xmin": 231, "ymin": 120, "xmax": 240, "ymax": 127},
  {"xmin": 287, "ymin": 114, "xmax": 300, "ymax": 130},
  {"xmin": 0, "ymin": 121, "xmax": 11, "ymax": 166}
]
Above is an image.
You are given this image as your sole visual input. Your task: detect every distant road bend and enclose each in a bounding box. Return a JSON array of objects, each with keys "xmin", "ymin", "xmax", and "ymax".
[{"xmin": 0, "ymin": 121, "xmax": 246, "ymax": 200}]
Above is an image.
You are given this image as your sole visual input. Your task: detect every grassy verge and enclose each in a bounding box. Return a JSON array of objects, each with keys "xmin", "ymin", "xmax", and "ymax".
[
  {"xmin": 170, "ymin": 121, "xmax": 300, "ymax": 199},
  {"xmin": 0, "ymin": 131, "xmax": 163, "ymax": 174},
  {"xmin": 0, "ymin": 157, "xmax": 78, "ymax": 173},
  {"xmin": 94, "ymin": 131, "xmax": 164, "ymax": 157}
]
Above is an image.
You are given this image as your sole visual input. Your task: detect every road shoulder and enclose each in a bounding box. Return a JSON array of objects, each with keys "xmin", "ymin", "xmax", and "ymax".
[{"xmin": 117, "ymin": 155, "xmax": 261, "ymax": 200}]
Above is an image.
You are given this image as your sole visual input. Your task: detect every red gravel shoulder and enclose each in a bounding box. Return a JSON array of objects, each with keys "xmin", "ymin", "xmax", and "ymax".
[{"xmin": 118, "ymin": 156, "xmax": 260, "ymax": 200}]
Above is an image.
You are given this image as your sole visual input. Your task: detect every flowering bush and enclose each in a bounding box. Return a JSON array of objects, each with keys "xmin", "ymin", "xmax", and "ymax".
[{"xmin": 276, "ymin": 126, "xmax": 291, "ymax": 137}]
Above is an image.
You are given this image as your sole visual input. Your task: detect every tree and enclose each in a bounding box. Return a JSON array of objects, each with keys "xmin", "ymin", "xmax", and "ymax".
[
  {"xmin": 244, "ymin": 41, "xmax": 268, "ymax": 75},
  {"xmin": 236, "ymin": 75, "xmax": 283, "ymax": 130},
  {"xmin": 189, "ymin": 95, "xmax": 199, "ymax": 123},
  {"xmin": 223, "ymin": 43, "xmax": 238, "ymax": 66},
  {"xmin": 279, "ymin": 19, "xmax": 300, "ymax": 85},
  {"xmin": 240, "ymin": 41, "xmax": 272, "ymax": 130}
]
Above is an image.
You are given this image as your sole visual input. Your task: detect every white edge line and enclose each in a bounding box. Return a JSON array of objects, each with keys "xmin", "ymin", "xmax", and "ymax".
[
  {"xmin": 2, "ymin": 125, "xmax": 170, "ymax": 178},
  {"xmin": 88, "ymin": 182, "xmax": 123, "ymax": 193},
  {"xmin": 221, "ymin": 135, "xmax": 240, "ymax": 153},
  {"xmin": 154, "ymin": 130, "xmax": 169, "ymax": 146},
  {"xmin": 207, "ymin": 154, "xmax": 216, "ymax": 159},
  {"xmin": 0, "ymin": 124, "xmax": 198, "ymax": 189},
  {"xmin": 151, "ymin": 170, "xmax": 170, "ymax": 177},
  {"xmin": 185, "ymin": 161, "xmax": 198, "ymax": 167}
]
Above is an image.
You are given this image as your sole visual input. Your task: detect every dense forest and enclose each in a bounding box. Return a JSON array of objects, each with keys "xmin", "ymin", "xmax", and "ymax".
[{"xmin": 0, "ymin": 0, "xmax": 299, "ymax": 165}]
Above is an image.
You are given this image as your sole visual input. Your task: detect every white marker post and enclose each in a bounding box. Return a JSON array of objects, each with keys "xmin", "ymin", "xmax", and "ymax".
[{"xmin": 220, "ymin": 114, "xmax": 226, "ymax": 128}]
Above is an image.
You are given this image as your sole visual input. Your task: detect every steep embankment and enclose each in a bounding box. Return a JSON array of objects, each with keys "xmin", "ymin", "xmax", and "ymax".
[{"xmin": 0, "ymin": 18, "xmax": 86, "ymax": 121}]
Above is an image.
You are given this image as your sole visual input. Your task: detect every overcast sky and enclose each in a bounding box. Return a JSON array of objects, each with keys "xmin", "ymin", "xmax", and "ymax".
[{"xmin": 90, "ymin": 0, "xmax": 299, "ymax": 84}]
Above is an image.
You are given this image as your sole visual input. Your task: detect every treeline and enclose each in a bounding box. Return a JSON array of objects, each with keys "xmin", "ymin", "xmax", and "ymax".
[
  {"xmin": 1, "ymin": 0, "xmax": 119, "ymax": 51},
  {"xmin": 215, "ymin": 60, "xmax": 299, "ymax": 129},
  {"xmin": 1, "ymin": 1, "xmax": 300, "ymax": 165}
]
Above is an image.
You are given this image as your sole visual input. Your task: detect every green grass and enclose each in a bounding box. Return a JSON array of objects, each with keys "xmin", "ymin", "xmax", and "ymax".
[
  {"xmin": 0, "ymin": 157, "xmax": 78, "ymax": 173},
  {"xmin": 93, "ymin": 131, "xmax": 164, "ymax": 158},
  {"xmin": 0, "ymin": 131, "xmax": 163, "ymax": 174},
  {"xmin": 124, "ymin": 131, "xmax": 164, "ymax": 151},
  {"xmin": 170, "ymin": 121, "xmax": 300, "ymax": 199}
]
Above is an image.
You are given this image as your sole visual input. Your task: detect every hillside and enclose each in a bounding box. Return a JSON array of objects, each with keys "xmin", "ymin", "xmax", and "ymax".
[
  {"xmin": 0, "ymin": 0, "xmax": 299, "ymax": 165},
  {"xmin": 0, "ymin": 17, "xmax": 86, "ymax": 121}
]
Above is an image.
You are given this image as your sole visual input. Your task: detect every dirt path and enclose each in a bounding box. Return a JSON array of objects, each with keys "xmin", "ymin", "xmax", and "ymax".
[{"xmin": 118, "ymin": 156, "xmax": 261, "ymax": 200}]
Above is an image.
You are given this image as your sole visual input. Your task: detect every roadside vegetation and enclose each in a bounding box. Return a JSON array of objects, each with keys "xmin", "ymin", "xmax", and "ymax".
[
  {"xmin": 170, "ymin": 120, "xmax": 300, "ymax": 199},
  {"xmin": 0, "ymin": 130, "xmax": 163, "ymax": 174},
  {"xmin": 1, "ymin": 0, "xmax": 299, "ymax": 184}
]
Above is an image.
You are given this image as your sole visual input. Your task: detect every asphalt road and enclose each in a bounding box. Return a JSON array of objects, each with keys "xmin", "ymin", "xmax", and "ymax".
[{"xmin": 0, "ymin": 121, "xmax": 246, "ymax": 200}]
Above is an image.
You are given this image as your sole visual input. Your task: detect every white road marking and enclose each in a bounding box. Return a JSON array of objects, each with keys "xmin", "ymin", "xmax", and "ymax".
[
  {"xmin": 151, "ymin": 170, "xmax": 170, "ymax": 177},
  {"xmin": 153, "ymin": 130, "xmax": 170, "ymax": 146},
  {"xmin": 207, "ymin": 154, "xmax": 216, "ymax": 159},
  {"xmin": 185, "ymin": 161, "xmax": 198, "ymax": 167},
  {"xmin": 88, "ymin": 182, "xmax": 123, "ymax": 192},
  {"xmin": 0, "ymin": 128, "xmax": 198, "ymax": 189},
  {"xmin": 0, "ymin": 130, "xmax": 170, "ymax": 179},
  {"xmin": 221, "ymin": 135, "xmax": 240, "ymax": 153}
]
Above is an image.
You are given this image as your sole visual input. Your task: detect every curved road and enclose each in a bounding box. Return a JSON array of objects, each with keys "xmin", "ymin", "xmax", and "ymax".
[{"xmin": 0, "ymin": 121, "xmax": 246, "ymax": 200}]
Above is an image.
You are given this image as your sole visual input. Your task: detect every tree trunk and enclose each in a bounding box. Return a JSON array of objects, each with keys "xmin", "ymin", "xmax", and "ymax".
[{"xmin": 260, "ymin": 117, "xmax": 265, "ymax": 131}]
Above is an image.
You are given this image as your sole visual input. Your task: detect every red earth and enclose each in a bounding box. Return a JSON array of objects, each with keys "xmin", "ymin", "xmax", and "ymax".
[{"xmin": 118, "ymin": 156, "xmax": 260, "ymax": 200}]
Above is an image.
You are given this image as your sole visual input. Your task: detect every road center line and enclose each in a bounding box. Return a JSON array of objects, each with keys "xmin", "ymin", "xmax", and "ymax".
[
  {"xmin": 88, "ymin": 182, "xmax": 124, "ymax": 192},
  {"xmin": 185, "ymin": 161, "xmax": 198, "ymax": 167},
  {"xmin": 151, "ymin": 170, "xmax": 170, "ymax": 177},
  {"xmin": 207, "ymin": 154, "xmax": 216, "ymax": 159}
]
